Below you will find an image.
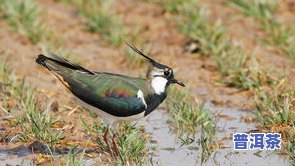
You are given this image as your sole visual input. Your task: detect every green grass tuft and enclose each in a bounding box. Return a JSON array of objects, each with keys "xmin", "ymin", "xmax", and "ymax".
[
  {"xmin": 15, "ymin": 101, "xmax": 63, "ymax": 145},
  {"xmin": 178, "ymin": 3, "xmax": 277, "ymax": 90},
  {"xmin": 228, "ymin": 0, "xmax": 295, "ymax": 60},
  {"xmin": 81, "ymin": 119, "xmax": 151, "ymax": 165},
  {"xmin": 0, "ymin": 56, "xmax": 63, "ymax": 145},
  {"xmin": 83, "ymin": 11, "xmax": 123, "ymax": 46},
  {"xmin": 180, "ymin": 6, "xmax": 227, "ymax": 57},
  {"xmin": 0, "ymin": 0, "xmax": 46, "ymax": 44},
  {"xmin": 165, "ymin": 86, "xmax": 218, "ymax": 162},
  {"xmin": 60, "ymin": 0, "xmax": 124, "ymax": 47},
  {"xmin": 60, "ymin": 146, "xmax": 86, "ymax": 166},
  {"xmin": 219, "ymin": 51, "xmax": 278, "ymax": 90},
  {"xmin": 255, "ymin": 86, "xmax": 295, "ymax": 161},
  {"xmin": 227, "ymin": 0, "xmax": 278, "ymax": 21},
  {"xmin": 148, "ymin": 0, "xmax": 195, "ymax": 14}
]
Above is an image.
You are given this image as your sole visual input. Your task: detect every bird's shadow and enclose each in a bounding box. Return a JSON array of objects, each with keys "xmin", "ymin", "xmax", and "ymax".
[{"xmin": 0, "ymin": 140, "xmax": 103, "ymax": 157}]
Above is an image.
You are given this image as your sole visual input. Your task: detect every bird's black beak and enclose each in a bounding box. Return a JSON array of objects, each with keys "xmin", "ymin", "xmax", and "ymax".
[{"xmin": 171, "ymin": 78, "xmax": 185, "ymax": 87}]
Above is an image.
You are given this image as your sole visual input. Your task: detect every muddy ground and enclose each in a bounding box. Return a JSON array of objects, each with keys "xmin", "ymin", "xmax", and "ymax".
[{"xmin": 0, "ymin": 0, "xmax": 294, "ymax": 165}]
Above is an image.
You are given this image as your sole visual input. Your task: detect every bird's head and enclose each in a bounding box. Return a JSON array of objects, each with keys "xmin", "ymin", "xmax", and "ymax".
[{"xmin": 126, "ymin": 43, "xmax": 185, "ymax": 94}]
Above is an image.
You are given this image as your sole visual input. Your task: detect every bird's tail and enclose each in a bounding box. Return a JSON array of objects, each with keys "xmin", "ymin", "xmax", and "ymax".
[
  {"xmin": 35, "ymin": 54, "xmax": 94, "ymax": 75},
  {"xmin": 35, "ymin": 55, "xmax": 51, "ymax": 69}
]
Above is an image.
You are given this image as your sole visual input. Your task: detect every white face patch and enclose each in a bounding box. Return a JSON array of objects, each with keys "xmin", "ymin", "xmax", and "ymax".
[
  {"xmin": 137, "ymin": 90, "xmax": 147, "ymax": 108},
  {"xmin": 151, "ymin": 76, "xmax": 168, "ymax": 95}
]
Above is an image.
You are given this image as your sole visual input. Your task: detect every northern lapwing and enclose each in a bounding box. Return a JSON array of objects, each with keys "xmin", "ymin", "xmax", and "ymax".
[{"xmin": 35, "ymin": 43, "xmax": 185, "ymax": 157}]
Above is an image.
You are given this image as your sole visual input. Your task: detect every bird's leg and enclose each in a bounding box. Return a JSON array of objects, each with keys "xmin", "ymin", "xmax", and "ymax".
[
  {"xmin": 103, "ymin": 126, "xmax": 114, "ymax": 158},
  {"xmin": 112, "ymin": 132, "xmax": 119, "ymax": 157}
]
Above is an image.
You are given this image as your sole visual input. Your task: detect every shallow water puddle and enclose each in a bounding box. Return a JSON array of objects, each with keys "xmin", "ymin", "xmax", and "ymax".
[
  {"xmin": 141, "ymin": 103, "xmax": 291, "ymax": 166},
  {"xmin": 0, "ymin": 105, "xmax": 291, "ymax": 166},
  {"xmin": 140, "ymin": 110, "xmax": 199, "ymax": 165},
  {"xmin": 0, "ymin": 151, "xmax": 34, "ymax": 166}
]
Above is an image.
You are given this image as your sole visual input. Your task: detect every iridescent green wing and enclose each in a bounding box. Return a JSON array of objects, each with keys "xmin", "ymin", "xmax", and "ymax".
[{"xmin": 63, "ymin": 72, "xmax": 147, "ymax": 117}]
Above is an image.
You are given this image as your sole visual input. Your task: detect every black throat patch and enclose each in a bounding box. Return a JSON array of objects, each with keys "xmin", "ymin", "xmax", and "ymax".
[{"xmin": 144, "ymin": 92, "xmax": 167, "ymax": 116}]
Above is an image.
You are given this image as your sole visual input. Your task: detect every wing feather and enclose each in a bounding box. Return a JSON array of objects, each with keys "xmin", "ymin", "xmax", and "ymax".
[{"xmin": 63, "ymin": 73, "xmax": 147, "ymax": 117}]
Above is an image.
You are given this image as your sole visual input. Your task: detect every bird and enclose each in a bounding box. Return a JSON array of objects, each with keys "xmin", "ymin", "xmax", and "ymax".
[{"xmin": 35, "ymin": 43, "xmax": 185, "ymax": 157}]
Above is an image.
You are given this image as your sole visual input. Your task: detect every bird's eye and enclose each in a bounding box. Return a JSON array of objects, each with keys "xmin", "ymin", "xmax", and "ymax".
[{"xmin": 164, "ymin": 69, "xmax": 171, "ymax": 77}]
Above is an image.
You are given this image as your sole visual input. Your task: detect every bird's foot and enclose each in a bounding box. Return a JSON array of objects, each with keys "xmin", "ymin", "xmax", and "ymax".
[
  {"xmin": 103, "ymin": 127, "xmax": 114, "ymax": 158},
  {"xmin": 112, "ymin": 133, "xmax": 120, "ymax": 157}
]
